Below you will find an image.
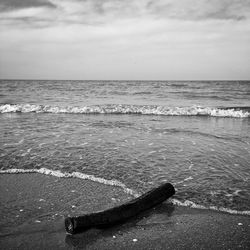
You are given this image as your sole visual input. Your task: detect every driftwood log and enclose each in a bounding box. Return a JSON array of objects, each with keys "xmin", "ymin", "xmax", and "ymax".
[{"xmin": 65, "ymin": 182, "xmax": 175, "ymax": 234}]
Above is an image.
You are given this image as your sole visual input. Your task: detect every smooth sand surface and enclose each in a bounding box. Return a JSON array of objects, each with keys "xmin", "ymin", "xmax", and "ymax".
[{"xmin": 0, "ymin": 173, "xmax": 249, "ymax": 249}]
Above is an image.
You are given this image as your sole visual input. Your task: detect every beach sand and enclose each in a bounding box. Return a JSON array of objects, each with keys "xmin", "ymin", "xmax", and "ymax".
[{"xmin": 0, "ymin": 173, "xmax": 249, "ymax": 249}]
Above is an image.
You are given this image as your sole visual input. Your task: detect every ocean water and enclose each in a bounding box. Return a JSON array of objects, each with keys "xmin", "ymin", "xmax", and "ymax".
[{"xmin": 0, "ymin": 80, "xmax": 250, "ymax": 214}]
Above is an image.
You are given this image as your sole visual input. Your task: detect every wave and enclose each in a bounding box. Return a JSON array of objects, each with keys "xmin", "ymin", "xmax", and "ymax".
[
  {"xmin": 171, "ymin": 198, "xmax": 250, "ymax": 216},
  {"xmin": 154, "ymin": 128, "xmax": 248, "ymax": 141},
  {"xmin": 0, "ymin": 104, "xmax": 249, "ymax": 118},
  {"xmin": 1, "ymin": 168, "xmax": 249, "ymax": 216},
  {"xmin": 0, "ymin": 168, "xmax": 139, "ymax": 197}
]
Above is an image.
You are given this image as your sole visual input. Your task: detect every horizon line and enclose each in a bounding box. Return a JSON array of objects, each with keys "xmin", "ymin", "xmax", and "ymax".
[{"xmin": 0, "ymin": 79, "xmax": 249, "ymax": 82}]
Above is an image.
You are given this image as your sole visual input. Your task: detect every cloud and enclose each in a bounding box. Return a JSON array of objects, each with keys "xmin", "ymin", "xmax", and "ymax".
[
  {"xmin": 0, "ymin": 0, "xmax": 58, "ymax": 27},
  {"xmin": 1, "ymin": 0, "xmax": 250, "ymax": 28},
  {"xmin": 147, "ymin": 0, "xmax": 250, "ymax": 21},
  {"xmin": 0, "ymin": 0, "xmax": 56, "ymax": 11}
]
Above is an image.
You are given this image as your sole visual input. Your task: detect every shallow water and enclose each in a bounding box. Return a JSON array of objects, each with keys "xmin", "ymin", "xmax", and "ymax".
[{"xmin": 0, "ymin": 80, "xmax": 250, "ymax": 212}]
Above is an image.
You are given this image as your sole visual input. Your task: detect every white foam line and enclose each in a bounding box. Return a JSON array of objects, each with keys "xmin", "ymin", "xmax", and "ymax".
[
  {"xmin": 0, "ymin": 168, "xmax": 139, "ymax": 198},
  {"xmin": 1, "ymin": 104, "xmax": 249, "ymax": 118},
  {"xmin": 171, "ymin": 198, "xmax": 250, "ymax": 216},
  {"xmin": 1, "ymin": 168, "xmax": 249, "ymax": 215}
]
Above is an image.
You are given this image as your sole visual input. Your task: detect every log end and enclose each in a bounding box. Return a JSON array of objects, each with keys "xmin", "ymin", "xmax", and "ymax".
[{"xmin": 65, "ymin": 217, "xmax": 75, "ymax": 234}]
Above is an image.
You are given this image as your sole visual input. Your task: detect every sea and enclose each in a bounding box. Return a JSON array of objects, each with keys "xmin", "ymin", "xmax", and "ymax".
[{"xmin": 0, "ymin": 80, "xmax": 250, "ymax": 215}]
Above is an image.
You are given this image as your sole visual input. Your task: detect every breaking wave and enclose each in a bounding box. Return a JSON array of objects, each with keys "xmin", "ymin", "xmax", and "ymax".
[
  {"xmin": 0, "ymin": 168, "xmax": 139, "ymax": 197},
  {"xmin": 1, "ymin": 168, "xmax": 249, "ymax": 216},
  {"xmin": 0, "ymin": 104, "xmax": 249, "ymax": 118},
  {"xmin": 171, "ymin": 198, "xmax": 250, "ymax": 216}
]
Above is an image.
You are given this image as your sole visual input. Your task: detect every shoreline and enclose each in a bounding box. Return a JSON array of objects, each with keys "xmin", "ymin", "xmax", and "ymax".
[{"xmin": 0, "ymin": 173, "xmax": 249, "ymax": 249}]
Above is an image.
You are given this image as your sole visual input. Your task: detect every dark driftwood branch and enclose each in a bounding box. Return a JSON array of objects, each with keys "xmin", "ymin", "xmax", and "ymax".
[{"xmin": 65, "ymin": 182, "xmax": 175, "ymax": 234}]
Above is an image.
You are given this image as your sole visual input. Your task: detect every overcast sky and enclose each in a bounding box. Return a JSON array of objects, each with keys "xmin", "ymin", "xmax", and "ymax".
[{"xmin": 0, "ymin": 0, "xmax": 249, "ymax": 80}]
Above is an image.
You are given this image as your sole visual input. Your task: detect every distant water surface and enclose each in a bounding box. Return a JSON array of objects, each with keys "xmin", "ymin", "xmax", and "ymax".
[{"xmin": 0, "ymin": 80, "xmax": 250, "ymax": 213}]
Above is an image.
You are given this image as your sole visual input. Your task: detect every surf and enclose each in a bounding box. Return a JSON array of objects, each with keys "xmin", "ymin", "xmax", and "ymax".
[
  {"xmin": 1, "ymin": 168, "xmax": 250, "ymax": 216},
  {"xmin": 0, "ymin": 104, "xmax": 249, "ymax": 118}
]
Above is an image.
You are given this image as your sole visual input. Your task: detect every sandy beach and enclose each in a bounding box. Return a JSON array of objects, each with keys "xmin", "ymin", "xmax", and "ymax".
[{"xmin": 0, "ymin": 173, "xmax": 249, "ymax": 250}]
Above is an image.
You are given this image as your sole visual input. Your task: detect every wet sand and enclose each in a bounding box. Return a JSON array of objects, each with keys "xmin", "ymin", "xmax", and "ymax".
[{"xmin": 0, "ymin": 173, "xmax": 249, "ymax": 249}]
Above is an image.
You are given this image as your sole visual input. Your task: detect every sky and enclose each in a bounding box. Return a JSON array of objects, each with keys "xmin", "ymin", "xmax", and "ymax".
[{"xmin": 0, "ymin": 0, "xmax": 250, "ymax": 80}]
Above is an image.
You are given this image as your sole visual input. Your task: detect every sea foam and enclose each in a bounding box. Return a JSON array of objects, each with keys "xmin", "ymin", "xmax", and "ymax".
[
  {"xmin": 0, "ymin": 104, "xmax": 249, "ymax": 118},
  {"xmin": 0, "ymin": 168, "xmax": 249, "ymax": 216},
  {"xmin": 171, "ymin": 198, "xmax": 250, "ymax": 216},
  {"xmin": 0, "ymin": 168, "xmax": 139, "ymax": 197}
]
